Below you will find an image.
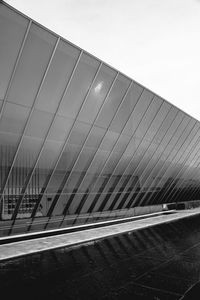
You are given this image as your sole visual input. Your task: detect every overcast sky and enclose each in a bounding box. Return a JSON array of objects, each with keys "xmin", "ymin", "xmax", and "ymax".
[{"xmin": 6, "ymin": 0, "xmax": 200, "ymax": 121}]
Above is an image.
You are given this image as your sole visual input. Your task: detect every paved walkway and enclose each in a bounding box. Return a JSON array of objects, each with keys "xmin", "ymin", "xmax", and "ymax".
[{"xmin": 0, "ymin": 208, "xmax": 200, "ymax": 261}]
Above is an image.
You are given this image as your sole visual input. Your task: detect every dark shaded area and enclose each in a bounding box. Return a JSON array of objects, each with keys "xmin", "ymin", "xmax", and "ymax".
[
  {"xmin": 181, "ymin": 282, "xmax": 200, "ymax": 299},
  {"xmin": 1, "ymin": 215, "xmax": 200, "ymax": 299}
]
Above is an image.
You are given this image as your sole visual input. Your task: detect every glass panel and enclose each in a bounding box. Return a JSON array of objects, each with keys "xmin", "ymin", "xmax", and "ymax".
[
  {"xmin": 157, "ymin": 115, "xmax": 189, "ymax": 160},
  {"xmin": 78, "ymin": 134, "xmax": 131, "ymax": 213},
  {"xmin": 78, "ymin": 65, "xmax": 117, "ymax": 124},
  {"xmin": 112, "ymin": 93, "xmax": 160, "ymax": 179},
  {"xmin": 68, "ymin": 121, "xmax": 91, "ymax": 146},
  {"xmin": 176, "ymin": 129, "xmax": 200, "ymax": 182},
  {"xmin": 113, "ymin": 134, "xmax": 133, "ymax": 154},
  {"xmin": 7, "ymin": 23, "xmax": 56, "ymax": 107},
  {"xmin": 136, "ymin": 113, "xmax": 188, "ymax": 204},
  {"xmin": 99, "ymin": 130, "xmax": 120, "ymax": 151},
  {"xmin": 151, "ymin": 107, "xmax": 176, "ymax": 144},
  {"xmin": 45, "ymin": 142, "xmax": 82, "ymax": 195},
  {"xmin": 4, "ymin": 136, "xmax": 43, "ymax": 218},
  {"xmin": 97, "ymin": 135, "xmax": 131, "ymax": 179},
  {"xmin": 172, "ymin": 118, "xmax": 196, "ymax": 152},
  {"xmin": 88, "ymin": 104, "xmax": 175, "ymax": 212},
  {"xmin": 114, "ymin": 98, "xmax": 164, "ymax": 182},
  {"xmin": 123, "ymin": 89, "xmax": 154, "ymax": 136},
  {"xmin": 149, "ymin": 118, "xmax": 196, "ymax": 198},
  {"xmin": 144, "ymin": 101, "xmax": 171, "ymax": 142},
  {"xmin": 80, "ymin": 150, "xmax": 110, "ymax": 191},
  {"xmin": 177, "ymin": 123, "xmax": 200, "ymax": 166},
  {"xmin": 22, "ymin": 140, "xmax": 63, "ymax": 217},
  {"xmin": 36, "ymin": 40, "xmax": 80, "ymax": 113},
  {"xmin": 62, "ymin": 147, "xmax": 97, "ymax": 193},
  {"xmin": 25, "ymin": 109, "xmax": 53, "ymax": 139},
  {"xmin": 0, "ymin": 132, "xmax": 19, "ymax": 195},
  {"xmin": 95, "ymin": 74, "xmax": 131, "ymax": 129},
  {"xmin": 68, "ymin": 193, "xmax": 84, "ymax": 214},
  {"xmin": 7, "ymin": 136, "xmax": 43, "ymax": 195},
  {"xmin": 0, "ymin": 4, "xmax": 28, "ymax": 99},
  {"xmin": 0, "ymin": 102, "xmax": 30, "ymax": 134},
  {"xmin": 58, "ymin": 53, "xmax": 100, "ymax": 119},
  {"xmin": 110, "ymin": 82, "xmax": 143, "ymax": 133},
  {"xmin": 108, "ymin": 140, "xmax": 151, "ymax": 210},
  {"xmin": 77, "ymin": 150, "xmax": 111, "ymax": 213},
  {"xmin": 134, "ymin": 96, "xmax": 163, "ymax": 139},
  {"xmin": 36, "ymin": 140, "xmax": 63, "ymax": 173},
  {"xmin": 88, "ymin": 99, "xmax": 169, "ymax": 211},
  {"xmin": 85, "ymin": 126, "xmax": 106, "ymax": 149},
  {"xmin": 114, "ymin": 102, "xmax": 172, "ymax": 209},
  {"xmin": 48, "ymin": 115, "xmax": 74, "ymax": 142},
  {"xmin": 47, "ymin": 125, "xmax": 106, "ymax": 216},
  {"xmin": 53, "ymin": 193, "xmax": 70, "ymax": 216}
]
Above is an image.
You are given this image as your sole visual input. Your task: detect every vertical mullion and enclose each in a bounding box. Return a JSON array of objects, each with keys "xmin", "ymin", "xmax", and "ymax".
[
  {"xmin": 85, "ymin": 88, "xmax": 146, "ymax": 215},
  {"xmin": 47, "ymin": 71, "xmax": 119, "ymax": 219},
  {"xmin": 136, "ymin": 116, "xmax": 190, "ymax": 208},
  {"xmin": 5, "ymin": 37, "xmax": 61, "ymax": 221},
  {"xmin": 164, "ymin": 151, "xmax": 200, "ymax": 205},
  {"xmin": 181, "ymin": 168, "xmax": 200, "ymax": 203},
  {"xmin": 125, "ymin": 111, "xmax": 183, "ymax": 208},
  {"xmin": 147, "ymin": 119, "xmax": 197, "ymax": 206},
  {"xmin": 169, "ymin": 133, "xmax": 200, "ymax": 203},
  {"xmin": 0, "ymin": 20, "xmax": 32, "ymax": 120},
  {"xmin": 115, "ymin": 104, "xmax": 172, "ymax": 211},
  {"xmin": 79, "ymin": 88, "xmax": 146, "ymax": 220},
  {"xmin": 96, "ymin": 95, "xmax": 155, "ymax": 213},
  {"xmin": 69, "ymin": 81, "xmax": 134, "ymax": 215},
  {"xmin": 172, "ymin": 167, "xmax": 199, "ymax": 204},
  {"xmin": 0, "ymin": 20, "xmax": 32, "ymax": 215},
  {"xmin": 140, "ymin": 118, "xmax": 196, "ymax": 207},
  {"xmin": 153, "ymin": 124, "xmax": 200, "ymax": 206},
  {"xmin": 29, "ymin": 61, "xmax": 103, "ymax": 222},
  {"xmin": 10, "ymin": 45, "xmax": 82, "ymax": 221},
  {"xmin": 106, "ymin": 99, "xmax": 164, "ymax": 212},
  {"xmin": 124, "ymin": 110, "xmax": 181, "ymax": 209},
  {"xmin": 0, "ymin": 36, "xmax": 60, "ymax": 201},
  {"xmin": 170, "ymin": 143, "xmax": 200, "ymax": 204}
]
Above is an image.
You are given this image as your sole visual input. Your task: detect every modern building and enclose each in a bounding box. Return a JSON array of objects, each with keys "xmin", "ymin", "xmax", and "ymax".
[{"xmin": 1, "ymin": 1, "xmax": 200, "ymax": 237}]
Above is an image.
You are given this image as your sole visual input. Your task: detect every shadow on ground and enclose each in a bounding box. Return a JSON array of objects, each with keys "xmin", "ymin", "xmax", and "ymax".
[{"xmin": 1, "ymin": 215, "xmax": 200, "ymax": 299}]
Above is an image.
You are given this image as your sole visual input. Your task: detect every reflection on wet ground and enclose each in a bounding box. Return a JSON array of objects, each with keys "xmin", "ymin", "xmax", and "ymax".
[{"xmin": 1, "ymin": 215, "xmax": 200, "ymax": 299}]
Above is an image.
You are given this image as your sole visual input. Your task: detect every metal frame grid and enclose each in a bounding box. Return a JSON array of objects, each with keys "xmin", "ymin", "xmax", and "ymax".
[
  {"xmin": 166, "ymin": 140, "xmax": 200, "ymax": 204},
  {"xmin": 134, "ymin": 117, "xmax": 195, "ymax": 207},
  {"xmin": 123, "ymin": 114, "xmax": 188, "ymax": 209},
  {"xmin": 110, "ymin": 104, "xmax": 173, "ymax": 211},
  {"xmin": 1, "ymin": 1, "xmax": 200, "ymax": 235},
  {"xmin": 97, "ymin": 98, "xmax": 164, "ymax": 213},
  {"xmin": 124, "ymin": 116, "xmax": 194, "ymax": 210},
  {"xmin": 146, "ymin": 122, "xmax": 200, "ymax": 206},
  {"xmin": 88, "ymin": 107, "xmax": 183, "ymax": 222}
]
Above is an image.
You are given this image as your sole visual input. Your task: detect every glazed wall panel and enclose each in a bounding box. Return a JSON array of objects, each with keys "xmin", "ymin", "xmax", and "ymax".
[
  {"xmin": 35, "ymin": 40, "xmax": 80, "ymax": 114},
  {"xmin": 7, "ymin": 23, "xmax": 57, "ymax": 107},
  {"xmin": 0, "ymin": 4, "xmax": 29, "ymax": 99},
  {"xmin": 58, "ymin": 53, "xmax": 100, "ymax": 119},
  {"xmin": 1, "ymin": 2, "xmax": 200, "ymax": 233}
]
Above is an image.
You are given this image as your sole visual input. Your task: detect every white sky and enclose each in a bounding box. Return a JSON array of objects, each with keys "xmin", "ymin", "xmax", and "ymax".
[{"xmin": 6, "ymin": 0, "xmax": 200, "ymax": 121}]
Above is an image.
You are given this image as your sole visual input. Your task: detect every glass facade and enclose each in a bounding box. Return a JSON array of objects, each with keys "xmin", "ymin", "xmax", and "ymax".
[{"xmin": 1, "ymin": 2, "xmax": 200, "ymax": 236}]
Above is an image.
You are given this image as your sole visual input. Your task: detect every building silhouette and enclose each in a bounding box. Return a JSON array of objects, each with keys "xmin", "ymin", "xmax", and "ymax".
[{"xmin": 0, "ymin": 1, "xmax": 200, "ymax": 236}]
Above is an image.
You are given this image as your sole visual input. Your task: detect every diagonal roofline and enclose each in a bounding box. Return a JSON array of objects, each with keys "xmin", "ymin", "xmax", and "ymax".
[{"xmin": 1, "ymin": 0, "xmax": 198, "ymax": 123}]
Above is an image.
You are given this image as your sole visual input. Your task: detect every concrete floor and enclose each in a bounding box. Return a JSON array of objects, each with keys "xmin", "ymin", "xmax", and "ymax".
[
  {"xmin": 1, "ymin": 208, "xmax": 200, "ymax": 299},
  {"xmin": 0, "ymin": 208, "xmax": 200, "ymax": 261}
]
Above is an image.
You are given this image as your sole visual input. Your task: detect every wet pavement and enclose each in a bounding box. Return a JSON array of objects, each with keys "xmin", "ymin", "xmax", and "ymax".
[{"xmin": 1, "ymin": 215, "xmax": 200, "ymax": 299}]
